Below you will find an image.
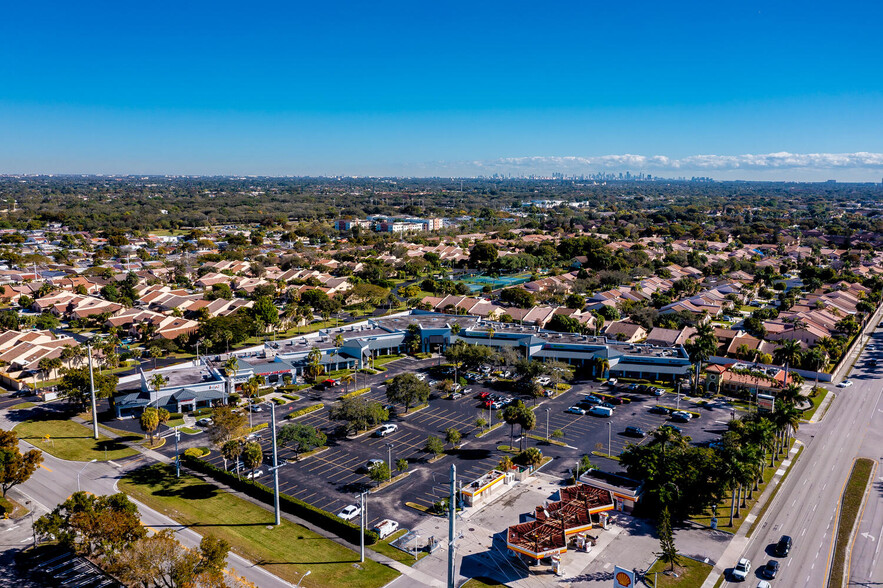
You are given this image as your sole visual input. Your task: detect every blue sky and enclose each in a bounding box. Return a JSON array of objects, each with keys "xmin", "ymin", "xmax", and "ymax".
[{"xmin": 1, "ymin": 1, "xmax": 882, "ymax": 179}]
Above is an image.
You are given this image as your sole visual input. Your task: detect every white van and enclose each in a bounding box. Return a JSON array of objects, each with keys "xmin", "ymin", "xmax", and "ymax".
[
  {"xmin": 588, "ymin": 406, "xmax": 613, "ymax": 417},
  {"xmin": 373, "ymin": 519, "xmax": 399, "ymax": 539}
]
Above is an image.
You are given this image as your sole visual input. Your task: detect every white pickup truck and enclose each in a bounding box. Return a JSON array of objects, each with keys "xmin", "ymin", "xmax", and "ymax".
[{"xmin": 373, "ymin": 519, "xmax": 399, "ymax": 539}]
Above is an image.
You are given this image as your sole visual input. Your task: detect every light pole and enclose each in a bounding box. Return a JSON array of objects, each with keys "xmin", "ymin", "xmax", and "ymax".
[
  {"xmin": 386, "ymin": 442, "xmax": 394, "ymax": 475},
  {"xmin": 25, "ymin": 501, "xmax": 36, "ymax": 548},
  {"xmin": 295, "ymin": 570, "xmax": 311, "ymax": 587},
  {"xmin": 174, "ymin": 427, "xmax": 181, "ymax": 477},
  {"xmin": 607, "ymin": 422, "xmax": 612, "ymax": 458},
  {"xmin": 545, "ymin": 408, "xmax": 551, "ymax": 440},
  {"xmin": 359, "ymin": 490, "xmax": 368, "ymax": 563},
  {"xmin": 88, "ymin": 344, "xmax": 98, "ymax": 440},
  {"xmin": 676, "ymin": 381, "xmax": 681, "ymax": 411},
  {"xmin": 77, "ymin": 459, "xmax": 97, "ymax": 492},
  {"xmin": 268, "ymin": 401, "xmax": 283, "ymax": 526}
]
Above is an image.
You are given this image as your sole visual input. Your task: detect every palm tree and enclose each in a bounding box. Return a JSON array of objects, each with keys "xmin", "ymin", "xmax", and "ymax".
[
  {"xmin": 340, "ymin": 372, "xmax": 355, "ymax": 394},
  {"xmin": 595, "ymin": 357, "xmax": 610, "ymax": 380},
  {"xmin": 149, "ymin": 373, "xmax": 168, "ymax": 405},
  {"xmin": 774, "ymin": 338, "xmax": 803, "ymax": 384},
  {"xmin": 334, "ymin": 333, "xmax": 344, "ymax": 348}
]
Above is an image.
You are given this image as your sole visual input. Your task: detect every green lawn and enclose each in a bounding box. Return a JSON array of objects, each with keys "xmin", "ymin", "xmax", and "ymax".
[
  {"xmin": 9, "ymin": 402, "xmax": 36, "ymax": 410},
  {"xmin": 372, "ymin": 354, "xmax": 405, "ymax": 368},
  {"xmin": 166, "ymin": 418, "xmax": 185, "ymax": 428},
  {"xmin": 119, "ymin": 465, "xmax": 399, "ymax": 588},
  {"xmin": 801, "ymin": 387, "xmax": 829, "ymax": 421},
  {"xmin": 368, "ymin": 529, "xmax": 428, "ymax": 566},
  {"xmin": 461, "ymin": 578, "xmax": 509, "ymax": 588},
  {"xmin": 645, "ymin": 557, "xmax": 713, "ymax": 588},
  {"xmin": 15, "ymin": 418, "xmax": 139, "ymax": 461}
]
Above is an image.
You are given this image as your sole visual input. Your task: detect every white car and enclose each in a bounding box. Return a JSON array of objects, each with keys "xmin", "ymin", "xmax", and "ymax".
[
  {"xmin": 196, "ymin": 417, "xmax": 213, "ymax": 427},
  {"xmin": 838, "ymin": 380, "xmax": 854, "ymax": 388},
  {"xmin": 373, "ymin": 519, "xmax": 399, "ymax": 539},
  {"xmin": 245, "ymin": 469, "xmax": 264, "ymax": 480},
  {"xmin": 756, "ymin": 581, "xmax": 771, "ymax": 588},
  {"xmin": 337, "ymin": 504, "xmax": 362, "ymax": 521},
  {"xmin": 375, "ymin": 424, "xmax": 398, "ymax": 437},
  {"xmin": 731, "ymin": 557, "xmax": 751, "ymax": 581},
  {"xmin": 566, "ymin": 406, "xmax": 587, "ymax": 415},
  {"xmin": 606, "ymin": 378, "xmax": 618, "ymax": 386}
]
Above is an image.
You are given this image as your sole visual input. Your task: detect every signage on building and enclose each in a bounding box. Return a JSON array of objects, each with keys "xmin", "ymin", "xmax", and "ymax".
[{"xmin": 757, "ymin": 393, "xmax": 775, "ymax": 412}]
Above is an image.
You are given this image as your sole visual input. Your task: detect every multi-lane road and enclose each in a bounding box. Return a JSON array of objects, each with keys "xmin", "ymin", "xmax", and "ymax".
[{"xmin": 721, "ymin": 328, "xmax": 883, "ymax": 587}]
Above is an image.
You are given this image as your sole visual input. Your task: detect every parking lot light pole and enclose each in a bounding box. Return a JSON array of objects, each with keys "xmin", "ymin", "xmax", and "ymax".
[
  {"xmin": 268, "ymin": 401, "xmax": 282, "ymax": 526},
  {"xmin": 386, "ymin": 443, "xmax": 394, "ymax": 475},
  {"xmin": 607, "ymin": 422, "xmax": 612, "ymax": 458},
  {"xmin": 545, "ymin": 408, "xmax": 550, "ymax": 440},
  {"xmin": 676, "ymin": 381, "xmax": 682, "ymax": 411},
  {"xmin": 174, "ymin": 427, "xmax": 181, "ymax": 477},
  {"xmin": 359, "ymin": 490, "xmax": 368, "ymax": 563}
]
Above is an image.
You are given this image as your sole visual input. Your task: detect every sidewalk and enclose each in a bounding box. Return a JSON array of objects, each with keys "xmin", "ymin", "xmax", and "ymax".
[{"xmin": 699, "ymin": 441, "xmax": 803, "ymax": 587}]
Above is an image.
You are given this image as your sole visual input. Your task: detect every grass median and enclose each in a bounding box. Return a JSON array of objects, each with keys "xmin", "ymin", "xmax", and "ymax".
[
  {"xmin": 119, "ymin": 464, "xmax": 399, "ymax": 588},
  {"xmin": 828, "ymin": 458, "xmax": 875, "ymax": 588},
  {"xmin": 15, "ymin": 418, "xmax": 139, "ymax": 461},
  {"xmin": 368, "ymin": 529, "xmax": 428, "ymax": 566}
]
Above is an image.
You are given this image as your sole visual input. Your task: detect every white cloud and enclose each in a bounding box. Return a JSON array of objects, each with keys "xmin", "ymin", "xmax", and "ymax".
[{"xmin": 443, "ymin": 152, "xmax": 883, "ymax": 175}]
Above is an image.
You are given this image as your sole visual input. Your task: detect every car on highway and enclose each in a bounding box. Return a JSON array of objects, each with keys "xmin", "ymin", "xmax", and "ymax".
[
  {"xmin": 731, "ymin": 557, "xmax": 751, "ymax": 581},
  {"xmin": 375, "ymin": 424, "xmax": 398, "ymax": 437},
  {"xmin": 566, "ymin": 406, "xmax": 587, "ymax": 415},
  {"xmin": 838, "ymin": 380, "xmax": 854, "ymax": 388},
  {"xmin": 763, "ymin": 559, "xmax": 779, "ymax": 579},
  {"xmin": 624, "ymin": 426, "xmax": 646, "ymax": 437},
  {"xmin": 775, "ymin": 534, "xmax": 792, "ymax": 556},
  {"xmin": 337, "ymin": 504, "xmax": 361, "ymax": 521}
]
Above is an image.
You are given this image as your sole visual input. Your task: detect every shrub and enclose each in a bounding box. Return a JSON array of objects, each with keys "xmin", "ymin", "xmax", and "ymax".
[
  {"xmin": 192, "ymin": 407, "xmax": 213, "ymax": 417},
  {"xmin": 282, "ymin": 394, "xmax": 301, "ymax": 401},
  {"xmin": 181, "ymin": 455, "xmax": 379, "ymax": 545},
  {"xmin": 168, "ymin": 412, "xmax": 184, "ymax": 420},
  {"xmin": 255, "ymin": 387, "xmax": 275, "ymax": 397},
  {"xmin": 183, "ymin": 447, "xmax": 209, "ymax": 458},
  {"xmin": 339, "ymin": 387, "xmax": 370, "ymax": 400},
  {"xmin": 272, "ymin": 397, "xmax": 286, "ymax": 405},
  {"xmin": 247, "ymin": 423, "xmax": 268, "ymax": 434},
  {"xmin": 285, "ymin": 403, "xmax": 324, "ymax": 419}
]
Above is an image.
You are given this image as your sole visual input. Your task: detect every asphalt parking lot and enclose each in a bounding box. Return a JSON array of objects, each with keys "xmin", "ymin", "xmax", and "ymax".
[{"xmin": 160, "ymin": 357, "xmax": 736, "ymax": 531}]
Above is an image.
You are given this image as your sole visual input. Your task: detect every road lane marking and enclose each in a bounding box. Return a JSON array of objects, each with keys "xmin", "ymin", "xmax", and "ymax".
[{"xmin": 39, "ymin": 464, "xmax": 52, "ymax": 472}]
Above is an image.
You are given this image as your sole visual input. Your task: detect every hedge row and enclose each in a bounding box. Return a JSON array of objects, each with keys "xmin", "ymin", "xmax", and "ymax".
[
  {"xmin": 339, "ymin": 387, "xmax": 370, "ymax": 400},
  {"xmin": 247, "ymin": 423, "xmax": 269, "ymax": 434},
  {"xmin": 255, "ymin": 387, "xmax": 275, "ymax": 397},
  {"xmin": 286, "ymin": 403, "xmax": 324, "ymax": 419},
  {"xmin": 192, "ymin": 407, "xmax": 213, "ymax": 417},
  {"xmin": 181, "ymin": 455, "xmax": 378, "ymax": 545}
]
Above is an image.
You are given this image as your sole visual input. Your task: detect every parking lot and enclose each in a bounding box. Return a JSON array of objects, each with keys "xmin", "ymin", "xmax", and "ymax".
[{"xmin": 164, "ymin": 356, "xmax": 736, "ymax": 530}]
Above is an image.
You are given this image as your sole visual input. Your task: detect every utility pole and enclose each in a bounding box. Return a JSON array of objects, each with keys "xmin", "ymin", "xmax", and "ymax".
[
  {"xmin": 269, "ymin": 401, "xmax": 282, "ymax": 525},
  {"xmin": 88, "ymin": 344, "xmax": 98, "ymax": 440},
  {"xmin": 386, "ymin": 442, "xmax": 394, "ymax": 475},
  {"xmin": 447, "ymin": 464, "xmax": 457, "ymax": 588},
  {"xmin": 607, "ymin": 421, "xmax": 612, "ymax": 458},
  {"xmin": 545, "ymin": 407, "xmax": 551, "ymax": 440}
]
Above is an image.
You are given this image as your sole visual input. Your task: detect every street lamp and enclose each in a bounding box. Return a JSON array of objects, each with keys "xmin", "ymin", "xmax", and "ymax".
[
  {"xmin": 266, "ymin": 400, "xmax": 284, "ymax": 526},
  {"xmin": 25, "ymin": 500, "xmax": 36, "ymax": 548},
  {"xmin": 77, "ymin": 459, "xmax": 97, "ymax": 492},
  {"xmin": 607, "ymin": 422, "xmax": 612, "ymax": 458},
  {"xmin": 295, "ymin": 570, "xmax": 311, "ymax": 587},
  {"xmin": 545, "ymin": 408, "xmax": 551, "ymax": 440},
  {"xmin": 386, "ymin": 442, "xmax": 394, "ymax": 474},
  {"xmin": 358, "ymin": 490, "xmax": 368, "ymax": 563},
  {"xmin": 174, "ymin": 427, "xmax": 181, "ymax": 477}
]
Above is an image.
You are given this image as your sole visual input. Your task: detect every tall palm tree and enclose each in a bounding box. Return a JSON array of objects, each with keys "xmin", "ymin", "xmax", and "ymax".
[
  {"xmin": 223, "ymin": 356, "xmax": 238, "ymax": 404},
  {"xmin": 149, "ymin": 373, "xmax": 168, "ymax": 407},
  {"xmin": 340, "ymin": 372, "xmax": 355, "ymax": 394},
  {"xmin": 596, "ymin": 357, "xmax": 610, "ymax": 380},
  {"xmin": 334, "ymin": 333, "xmax": 344, "ymax": 348},
  {"xmin": 774, "ymin": 338, "xmax": 803, "ymax": 384}
]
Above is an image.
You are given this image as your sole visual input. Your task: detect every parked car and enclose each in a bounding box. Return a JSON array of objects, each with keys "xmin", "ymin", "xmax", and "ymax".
[
  {"xmin": 606, "ymin": 378, "xmax": 618, "ymax": 386},
  {"xmin": 245, "ymin": 469, "xmax": 264, "ymax": 480},
  {"xmin": 566, "ymin": 406, "xmax": 587, "ymax": 415},
  {"xmin": 628, "ymin": 383, "xmax": 639, "ymax": 390},
  {"xmin": 838, "ymin": 380, "xmax": 853, "ymax": 388},
  {"xmin": 249, "ymin": 405, "xmax": 263, "ymax": 413},
  {"xmin": 731, "ymin": 557, "xmax": 751, "ymax": 581},
  {"xmin": 775, "ymin": 534, "xmax": 792, "ymax": 556},
  {"xmin": 670, "ymin": 411, "xmax": 692, "ymax": 422},
  {"xmin": 650, "ymin": 406, "xmax": 672, "ymax": 415},
  {"xmin": 196, "ymin": 417, "xmax": 213, "ymax": 427},
  {"xmin": 583, "ymin": 395, "xmax": 602, "ymax": 404},
  {"xmin": 659, "ymin": 424, "xmax": 682, "ymax": 434},
  {"xmin": 366, "ymin": 459, "xmax": 385, "ymax": 470},
  {"xmin": 763, "ymin": 559, "xmax": 779, "ymax": 579},
  {"xmin": 653, "ymin": 388, "xmax": 665, "ymax": 396},
  {"xmin": 375, "ymin": 424, "xmax": 398, "ymax": 437},
  {"xmin": 588, "ymin": 406, "xmax": 613, "ymax": 417},
  {"xmin": 10, "ymin": 390, "xmax": 32, "ymax": 398},
  {"xmin": 373, "ymin": 519, "xmax": 399, "ymax": 539},
  {"xmin": 757, "ymin": 581, "xmax": 771, "ymax": 588},
  {"xmin": 600, "ymin": 402, "xmax": 616, "ymax": 410},
  {"xmin": 624, "ymin": 426, "xmax": 646, "ymax": 437},
  {"xmin": 337, "ymin": 504, "xmax": 361, "ymax": 521}
]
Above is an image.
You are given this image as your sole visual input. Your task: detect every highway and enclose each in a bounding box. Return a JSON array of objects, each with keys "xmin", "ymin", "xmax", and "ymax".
[{"xmin": 720, "ymin": 328, "xmax": 883, "ymax": 587}]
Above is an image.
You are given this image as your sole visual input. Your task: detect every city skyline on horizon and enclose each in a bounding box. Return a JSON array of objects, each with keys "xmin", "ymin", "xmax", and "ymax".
[{"xmin": 2, "ymin": 2, "xmax": 881, "ymax": 181}]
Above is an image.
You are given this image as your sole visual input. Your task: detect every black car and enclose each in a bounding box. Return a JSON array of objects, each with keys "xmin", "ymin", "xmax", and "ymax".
[
  {"xmin": 624, "ymin": 426, "xmax": 646, "ymax": 437},
  {"xmin": 650, "ymin": 405, "xmax": 672, "ymax": 415},
  {"xmin": 659, "ymin": 424, "xmax": 682, "ymax": 434},
  {"xmin": 10, "ymin": 390, "xmax": 32, "ymax": 398},
  {"xmin": 764, "ymin": 560, "xmax": 779, "ymax": 579},
  {"xmin": 775, "ymin": 535, "xmax": 792, "ymax": 556}
]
